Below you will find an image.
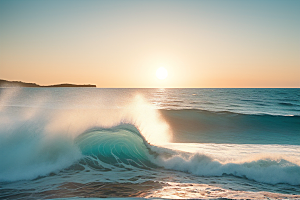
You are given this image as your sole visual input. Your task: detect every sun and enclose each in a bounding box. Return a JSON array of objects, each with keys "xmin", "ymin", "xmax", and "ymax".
[{"xmin": 156, "ymin": 67, "xmax": 168, "ymax": 80}]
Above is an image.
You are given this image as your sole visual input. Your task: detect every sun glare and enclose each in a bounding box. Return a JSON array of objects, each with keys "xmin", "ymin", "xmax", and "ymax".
[{"xmin": 156, "ymin": 67, "xmax": 168, "ymax": 80}]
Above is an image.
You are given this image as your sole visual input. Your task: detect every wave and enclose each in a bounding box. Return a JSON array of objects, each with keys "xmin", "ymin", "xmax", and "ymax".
[
  {"xmin": 0, "ymin": 89, "xmax": 299, "ymax": 186},
  {"xmin": 160, "ymin": 109, "xmax": 300, "ymax": 145},
  {"xmin": 75, "ymin": 125, "xmax": 300, "ymax": 186},
  {"xmin": 0, "ymin": 90, "xmax": 170, "ymax": 182},
  {"xmin": 75, "ymin": 124, "xmax": 300, "ymax": 186},
  {"xmin": 278, "ymin": 102, "xmax": 298, "ymax": 107},
  {"xmin": 0, "ymin": 123, "xmax": 155, "ymax": 182},
  {"xmin": 154, "ymin": 151, "xmax": 300, "ymax": 186},
  {"xmin": 0, "ymin": 121, "xmax": 299, "ymax": 186},
  {"xmin": 76, "ymin": 124, "xmax": 156, "ymax": 169}
]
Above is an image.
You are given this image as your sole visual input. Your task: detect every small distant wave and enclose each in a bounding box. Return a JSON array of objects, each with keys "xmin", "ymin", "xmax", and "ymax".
[
  {"xmin": 161, "ymin": 108, "xmax": 300, "ymax": 118},
  {"xmin": 278, "ymin": 98, "xmax": 299, "ymax": 102},
  {"xmin": 254, "ymin": 103, "xmax": 268, "ymax": 106},
  {"xmin": 276, "ymin": 92, "xmax": 289, "ymax": 95},
  {"xmin": 278, "ymin": 102, "xmax": 297, "ymax": 107},
  {"xmin": 227, "ymin": 104, "xmax": 242, "ymax": 107},
  {"xmin": 203, "ymin": 102, "xmax": 214, "ymax": 105},
  {"xmin": 241, "ymin": 99, "xmax": 256, "ymax": 102},
  {"xmin": 171, "ymin": 100, "xmax": 184, "ymax": 103}
]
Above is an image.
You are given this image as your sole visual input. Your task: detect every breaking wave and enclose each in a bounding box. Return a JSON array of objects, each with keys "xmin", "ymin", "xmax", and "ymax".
[
  {"xmin": 0, "ymin": 88, "xmax": 299, "ymax": 186},
  {"xmin": 1, "ymin": 121, "xmax": 300, "ymax": 186}
]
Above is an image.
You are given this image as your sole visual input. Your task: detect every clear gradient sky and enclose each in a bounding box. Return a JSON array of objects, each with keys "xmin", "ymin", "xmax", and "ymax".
[{"xmin": 0, "ymin": 0, "xmax": 299, "ymax": 88}]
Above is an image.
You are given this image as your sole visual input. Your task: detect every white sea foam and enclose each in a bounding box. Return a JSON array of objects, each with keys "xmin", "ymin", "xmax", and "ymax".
[{"xmin": 152, "ymin": 146, "xmax": 300, "ymax": 185}]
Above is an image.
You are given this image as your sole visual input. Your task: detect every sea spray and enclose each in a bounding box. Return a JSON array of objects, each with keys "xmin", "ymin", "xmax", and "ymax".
[
  {"xmin": 0, "ymin": 88, "xmax": 171, "ymax": 181},
  {"xmin": 43, "ymin": 94, "xmax": 171, "ymax": 144},
  {"xmin": 0, "ymin": 117, "xmax": 82, "ymax": 181}
]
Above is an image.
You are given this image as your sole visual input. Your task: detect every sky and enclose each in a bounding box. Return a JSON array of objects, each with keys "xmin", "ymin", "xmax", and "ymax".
[{"xmin": 0, "ymin": 0, "xmax": 299, "ymax": 88}]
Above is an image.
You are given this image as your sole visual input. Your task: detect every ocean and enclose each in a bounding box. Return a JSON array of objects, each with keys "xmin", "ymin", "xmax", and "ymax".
[{"xmin": 0, "ymin": 88, "xmax": 299, "ymax": 199}]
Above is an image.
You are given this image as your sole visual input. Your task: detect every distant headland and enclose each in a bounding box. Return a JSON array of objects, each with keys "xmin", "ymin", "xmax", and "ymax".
[{"xmin": 0, "ymin": 79, "xmax": 96, "ymax": 87}]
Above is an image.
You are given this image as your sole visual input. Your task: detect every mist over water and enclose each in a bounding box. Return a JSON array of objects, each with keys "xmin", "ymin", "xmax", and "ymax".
[{"xmin": 0, "ymin": 88, "xmax": 299, "ymax": 199}]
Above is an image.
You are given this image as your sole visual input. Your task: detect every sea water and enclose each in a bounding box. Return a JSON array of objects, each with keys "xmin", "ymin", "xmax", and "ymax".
[{"xmin": 0, "ymin": 88, "xmax": 299, "ymax": 199}]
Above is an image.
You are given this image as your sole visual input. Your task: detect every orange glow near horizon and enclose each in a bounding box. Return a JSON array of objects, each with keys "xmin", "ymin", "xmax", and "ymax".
[{"xmin": 0, "ymin": 0, "xmax": 299, "ymax": 88}]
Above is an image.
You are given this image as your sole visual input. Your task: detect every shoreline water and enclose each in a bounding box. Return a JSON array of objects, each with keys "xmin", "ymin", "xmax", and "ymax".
[{"xmin": 2, "ymin": 180, "xmax": 300, "ymax": 199}]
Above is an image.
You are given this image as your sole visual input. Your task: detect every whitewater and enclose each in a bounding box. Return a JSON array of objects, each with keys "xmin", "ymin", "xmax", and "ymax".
[{"xmin": 0, "ymin": 88, "xmax": 299, "ymax": 199}]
